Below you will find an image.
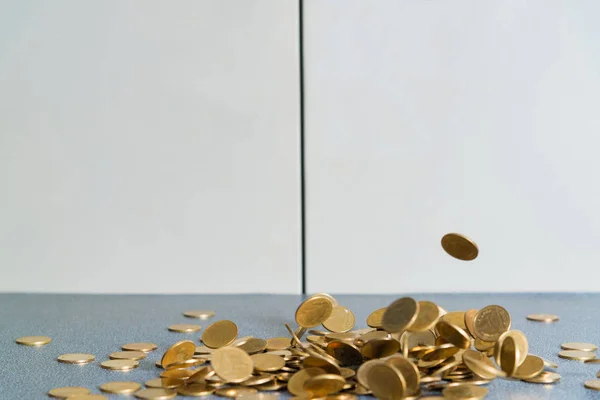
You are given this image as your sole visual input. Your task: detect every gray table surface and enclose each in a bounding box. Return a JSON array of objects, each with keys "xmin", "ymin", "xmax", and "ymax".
[{"xmin": 1, "ymin": 293, "xmax": 599, "ymax": 399}]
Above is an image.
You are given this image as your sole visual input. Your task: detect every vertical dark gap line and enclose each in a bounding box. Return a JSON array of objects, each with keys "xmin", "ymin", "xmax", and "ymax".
[{"xmin": 299, "ymin": 0, "xmax": 307, "ymax": 295}]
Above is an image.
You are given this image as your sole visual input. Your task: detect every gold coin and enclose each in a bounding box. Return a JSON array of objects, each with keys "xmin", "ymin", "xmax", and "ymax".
[
  {"xmin": 16, "ymin": 335, "xmax": 52, "ymax": 346},
  {"xmin": 561, "ymin": 342, "xmax": 598, "ymax": 351},
  {"xmin": 366, "ymin": 307, "xmax": 387, "ymax": 328},
  {"xmin": 385, "ymin": 356, "xmax": 420, "ymax": 396},
  {"xmin": 558, "ymin": 350, "xmax": 596, "ymax": 361},
  {"xmin": 109, "ymin": 351, "xmax": 147, "ymax": 360},
  {"xmin": 195, "ymin": 345, "xmax": 214, "ymax": 354},
  {"xmin": 526, "ymin": 313, "xmax": 559, "ymax": 323},
  {"xmin": 473, "ymin": 305, "xmax": 511, "ymax": 342},
  {"xmin": 361, "ymin": 338, "xmax": 401, "ymax": 360},
  {"xmin": 323, "ymin": 305, "xmax": 356, "ymax": 333},
  {"xmin": 474, "ymin": 339, "xmax": 494, "ymax": 352},
  {"xmin": 440, "ymin": 311, "xmax": 467, "ymax": 330},
  {"xmin": 421, "ymin": 344, "xmax": 460, "ymax": 362},
  {"xmin": 254, "ymin": 380, "xmax": 287, "ymax": 391},
  {"xmin": 266, "ymin": 337, "xmax": 292, "ymax": 351},
  {"xmin": 382, "ymin": 297, "xmax": 419, "ymax": 333},
  {"xmin": 523, "ymin": 371, "xmax": 561, "ymax": 384},
  {"xmin": 177, "ymin": 382, "xmax": 214, "ymax": 397},
  {"xmin": 541, "ymin": 357, "xmax": 559, "ymax": 368},
  {"xmin": 57, "ymin": 353, "xmax": 95, "ymax": 364},
  {"xmin": 66, "ymin": 395, "xmax": 108, "ymax": 400},
  {"xmin": 494, "ymin": 330, "xmax": 528, "ymax": 368},
  {"xmin": 238, "ymin": 338, "xmax": 268, "ymax": 354},
  {"xmin": 408, "ymin": 301, "xmax": 440, "ymax": 332},
  {"xmin": 160, "ymin": 368, "xmax": 195, "ymax": 380},
  {"xmin": 586, "ymin": 359, "xmax": 600, "ymax": 364},
  {"xmin": 48, "ymin": 386, "xmax": 90, "ymax": 398},
  {"xmin": 144, "ymin": 379, "xmax": 166, "ymax": 389},
  {"xmin": 441, "ymin": 233, "xmax": 479, "ymax": 261},
  {"xmin": 134, "ymin": 388, "xmax": 176, "ymax": 399},
  {"xmin": 101, "ymin": 359, "xmax": 139, "ymax": 370},
  {"xmin": 356, "ymin": 359, "xmax": 381, "ymax": 389},
  {"xmin": 326, "ymin": 340, "xmax": 363, "ymax": 366},
  {"xmin": 183, "ymin": 310, "xmax": 215, "ymax": 319},
  {"xmin": 340, "ymin": 367, "xmax": 356, "ymax": 379},
  {"xmin": 500, "ymin": 336, "xmax": 519, "ymax": 376},
  {"xmin": 367, "ymin": 362, "xmax": 406, "ymax": 400},
  {"xmin": 462, "ymin": 350, "xmax": 505, "ymax": 380},
  {"xmin": 303, "ymin": 354, "xmax": 341, "ymax": 375},
  {"xmin": 250, "ymin": 353, "xmax": 285, "ymax": 372},
  {"xmin": 241, "ymin": 373, "xmax": 275, "ymax": 386},
  {"xmin": 585, "ymin": 380, "xmax": 600, "ymax": 391},
  {"xmin": 435, "ymin": 320, "xmax": 471, "ymax": 349},
  {"xmin": 122, "ymin": 342, "xmax": 158, "ymax": 352},
  {"xmin": 215, "ymin": 387, "xmax": 258, "ymax": 398},
  {"xmin": 295, "ymin": 295, "xmax": 334, "ymax": 328},
  {"xmin": 165, "ymin": 357, "xmax": 205, "ymax": 370},
  {"xmin": 160, "ymin": 340, "xmax": 195, "ymax": 368},
  {"xmin": 442, "ymin": 384, "xmax": 488, "ymax": 400},
  {"xmin": 513, "ymin": 355, "xmax": 544, "ymax": 379},
  {"xmin": 202, "ymin": 320, "xmax": 238, "ymax": 348},
  {"xmin": 100, "ymin": 381, "xmax": 141, "ymax": 394},
  {"xmin": 168, "ymin": 323, "xmax": 202, "ymax": 333},
  {"xmin": 187, "ymin": 365, "xmax": 215, "ymax": 385},
  {"xmin": 288, "ymin": 367, "xmax": 327, "ymax": 395},
  {"xmin": 463, "ymin": 309, "xmax": 478, "ymax": 338},
  {"xmin": 212, "ymin": 346, "xmax": 254, "ymax": 383},
  {"xmin": 402, "ymin": 330, "xmax": 436, "ymax": 350},
  {"xmin": 303, "ymin": 374, "xmax": 345, "ymax": 397}
]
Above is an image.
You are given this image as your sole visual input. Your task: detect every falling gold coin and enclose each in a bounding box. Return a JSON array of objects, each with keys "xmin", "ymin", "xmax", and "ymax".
[
  {"xmin": 526, "ymin": 313, "xmax": 559, "ymax": 322},
  {"xmin": 381, "ymin": 297, "xmax": 419, "ymax": 333},
  {"xmin": 366, "ymin": 308, "xmax": 386, "ymax": 329},
  {"xmin": 585, "ymin": 380, "xmax": 600, "ymax": 391},
  {"xmin": 101, "ymin": 359, "xmax": 139, "ymax": 370},
  {"xmin": 122, "ymin": 342, "xmax": 158, "ymax": 352},
  {"xmin": 48, "ymin": 387, "xmax": 90, "ymax": 398},
  {"xmin": 134, "ymin": 388, "xmax": 177, "ymax": 399},
  {"xmin": 441, "ymin": 233, "xmax": 479, "ymax": 261},
  {"xmin": 109, "ymin": 351, "xmax": 146, "ymax": 360},
  {"xmin": 558, "ymin": 350, "xmax": 596, "ymax": 361},
  {"xmin": 168, "ymin": 323, "xmax": 202, "ymax": 333},
  {"xmin": 367, "ymin": 362, "xmax": 406, "ymax": 400},
  {"xmin": 100, "ymin": 381, "xmax": 141, "ymax": 394},
  {"xmin": 212, "ymin": 346, "xmax": 254, "ymax": 383},
  {"xmin": 251, "ymin": 353, "xmax": 285, "ymax": 372},
  {"xmin": 295, "ymin": 295, "xmax": 334, "ymax": 328},
  {"xmin": 303, "ymin": 373, "xmax": 346, "ymax": 397},
  {"xmin": 160, "ymin": 340, "xmax": 195, "ymax": 368},
  {"xmin": 288, "ymin": 367, "xmax": 327, "ymax": 396},
  {"xmin": 16, "ymin": 335, "xmax": 52, "ymax": 346},
  {"xmin": 323, "ymin": 305, "xmax": 356, "ymax": 333},
  {"xmin": 183, "ymin": 310, "xmax": 215, "ymax": 319},
  {"xmin": 473, "ymin": 305, "xmax": 511, "ymax": 342},
  {"xmin": 57, "ymin": 353, "xmax": 95, "ymax": 364},
  {"xmin": 202, "ymin": 320, "xmax": 238, "ymax": 349},
  {"xmin": 561, "ymin": 342, "xmax": 598, "ymax": 351}
]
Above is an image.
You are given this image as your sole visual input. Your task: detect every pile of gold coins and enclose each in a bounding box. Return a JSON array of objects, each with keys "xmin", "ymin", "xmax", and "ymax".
[{"xmin": 15, "ymin": 233, "xmax": 594, "ymax": 399}]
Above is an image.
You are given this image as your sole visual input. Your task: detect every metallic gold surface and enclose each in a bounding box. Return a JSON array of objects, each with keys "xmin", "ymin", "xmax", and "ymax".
[{"xmin": 201, "ymin": 320, "xmax": 238, "ymax": 348}]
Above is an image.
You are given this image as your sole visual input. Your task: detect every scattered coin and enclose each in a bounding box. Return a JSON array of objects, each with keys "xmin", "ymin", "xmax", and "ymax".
[
  {"xmin": 101, "ymin": 359, "xmax": 139, "ymax": 370},
  {"xmin": 212, "ymin": 346, "xmax": 254, "ymax": 383},
  {"xmin": 177, "ymin": 382, "xmax": 214, "ymax": 397},
  {"xmin": 513, "ymin": 355, "xmax": 544, "ymax": 380},
  {"xmin": 523, "ymin": 371, "xmax": 561, "ymax": 384},
  {"xmin": 48, "ymin": 386, "xmax": 90, "ymax": 398},
  {"xmin": 561, "ymin": 342, "xmax": 598, "ymax": 351},
  {"xmin": 202, "ymin": 320, "xmax": 238, "ymax": 348},
  {"xmin": 366, "ymin": 307, "xmax": 386, "ymax": 329},
  {"xmin": 134, "ymin": 388, "xmax": 177, "ymax": 399},
  {"xmin": 441, "ymin": 233, "xmax": 479, "ymax": 261},
  {"xmin": 303, "ymin": 373, "xmax": 345, "ymax": 397},
  {"xmin": 165, "ymin": 357, "xmax": 205, "ymax": 370},
  {"xmin": 160, "ymin": 340, "xmax": 195, "ymax": 368},
  {"xmin": 295, "ymin": 295, "xmax": 334, "ymax": 328},
  {"xmin": 216, "ymin": 386, "xmax": 258, "ymax": 398},
  {"xmin": 168, "ymin": 323, "xmax": 202, "ymax": 333},
  {"xmin": 67, "ymin": 395, "xmax": 108, "ymax": 400},
  {"xmin": 288, "ymin": 367, "xmax": 326, "ymax": 395},
  {"xmin": 558, "ymin": 350, "xmax": 596, "ymax": 361},
  {"xmin": 473, "ymin": 305, "xmax": 511, "ymax": 342},
  {"xmin": 442, "ymin": 384, "xmax": 488, "ymax": 399},
  {"xmin": 323, "ymin": 305, "xmax": 356, "ymax": 333},
  {"xmin": 382, "ymin": 297, "xmax": 419, "ymax": 333},
  {"xmin": 586, "ymin": 359, "xmax": 600, "ymax": 364},
  {"xmin": 266, "ymin": 337, "xmax": 292, "ymax": 351},
  {"xmin": 409, "ymin": 301, "xmax": 440, "ymax": 332},
  {"xmin": 251, "ymin": 353, "xmax": 285, "ymax": 372},
  {"xmin": 122, "ymin": 342, "xmax": 158, "ymax": 352},
  {"xmin": 183, "ymin": 310, "xmax": 215, "ymax": 319},
  {"xmin": 585, "ymin": 380, "xmax": 600, "ymax": 391},
  {"xmin": 57, "ymin": 353, "xmax": 95, "ymax": 364},
  {"xmin": 109, "ymin": 351, "xmax": 146, "ymax": 360},
  {"xmin": 367, "ymin": 362, "xmax": 406, "ymax": 400},
  {"xmin": 99, "ymin": 381, "xmax": 141, "ymax": 394},
  {"xmin": 527, "ymin": 313, "xmax": 559, "ymax": 322},
  {"xmin": 16, "ymin": 335, "xmax": 52, "ymax": 346}
]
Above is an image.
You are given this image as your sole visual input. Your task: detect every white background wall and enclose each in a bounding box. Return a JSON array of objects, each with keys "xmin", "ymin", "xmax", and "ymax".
[
  {"xmin": 0, "ymin": 0, "xmax": 301, "ymax": 293},
  {"xmin": 304, "ymin": 0, "xmax": 600, "ymax": 293},
  {"xmin": 3, "ymin": 1, "xmax": 600, "ymax": 294}
]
